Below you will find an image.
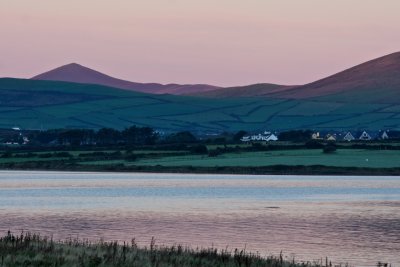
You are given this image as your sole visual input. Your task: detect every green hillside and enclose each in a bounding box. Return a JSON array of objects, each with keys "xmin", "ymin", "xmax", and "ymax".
[{"xmin": 1, "ymin": 78, "xmax": 399, "ymax": 132}]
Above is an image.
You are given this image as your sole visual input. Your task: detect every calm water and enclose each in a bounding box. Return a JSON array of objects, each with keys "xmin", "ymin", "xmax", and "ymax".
[{"xmin": 0, "ymin": 171, "xmax": 399, "ymax": 266}]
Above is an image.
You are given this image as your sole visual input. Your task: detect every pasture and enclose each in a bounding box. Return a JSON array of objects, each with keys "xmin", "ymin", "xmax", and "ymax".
[
  {"xmin": 67, "ymin": 149, "xmax": 400, "ymax": 169},
  {"xmin": 127, "ymin": 149, "xmax": 400, "ymax": 168}
]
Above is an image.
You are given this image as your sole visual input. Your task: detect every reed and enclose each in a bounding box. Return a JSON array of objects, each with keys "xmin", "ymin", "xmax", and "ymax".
[{"xmin": 0, "ymin": 231, "xmax": 354, "ymax": 267}]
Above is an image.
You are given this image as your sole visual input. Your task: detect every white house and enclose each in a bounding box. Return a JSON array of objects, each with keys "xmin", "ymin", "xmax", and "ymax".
[
  {"xmin": 266, "ymin": 134, "xmax": 278, "ymax": 141},
  {"xmin": 240, "ymin": 136, "xmax": 251, "ymax": 142},
  {"xmin": 381, "ymin": 131, "xmax": 389, "ymax": 140},
  {"xmin": 359, "ymin": 131, "xmax": 372, "ymax": 141},
  {"xmin": 241, "ymin": 132, "xmax": 278, "ymax": 142},
  {"xmin": 325, "ymin": 134, "xmax": 336, "ymax": 141},
  {"xmin": 312, "ymin": 132, "xmax": 322, "ymax": 140},
  {"xmin": 22, "ymin": 136, "xmax": 30, "ymax": 144}
]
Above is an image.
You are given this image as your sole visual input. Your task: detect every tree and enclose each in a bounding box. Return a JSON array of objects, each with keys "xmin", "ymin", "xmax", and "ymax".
[
  {"xmin": 323, "ymin": 143, "xmax": 337, "ymax": 153},
  {"xmin": 278, "ymin": 130, "xmax": 313, "ymax": 142},
  {"xmin": 190, "ymin": 144, "xmax": 208, "ymax": 154},
  {"xmin": 30, "ymin": 130, "xmax": 61, "ymax": 145},
  {"xmin": 122, "ymin": 126, "xmax": 158, "ymax": 145},
  {"xmin": 233, "ymin": 130, "xmax": 247, "ymax": 142},
  {"xmin": 59, "ymin": 129, "xmax": 94, "ymax": 146},
  {"xmin": 305, "ymin": 140, "xmax": 324, "ymax": 149},
  {"xmin": 165, "ymin": 131, "xmax": 197, "ymax": 144},
  {"xmin": 96, "ymin": 128, "xmax": 121, "ymax": 145}
]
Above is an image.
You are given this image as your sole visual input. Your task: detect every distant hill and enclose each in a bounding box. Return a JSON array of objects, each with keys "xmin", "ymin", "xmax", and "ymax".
[
  {"xmin": 32, "ymin": 63, "xmax": 220, "ymax": 95},
  {"xmin": 31, "ymin": 52, "xmax": 400, "ymax": 101},
  {"xmin": 1, "ymin": 52, "xmax": 399, "ymax": 132},
  {"xmin": 196, "ymin": 52, "xmax": 400, "ymax": 102},
  {"xmin": 190, "ymin": 83, "xmax": 296, "ymax": 98},
  {"xmin": 270, "ymin": 51, "xmax": 400, "ymax": 102}
]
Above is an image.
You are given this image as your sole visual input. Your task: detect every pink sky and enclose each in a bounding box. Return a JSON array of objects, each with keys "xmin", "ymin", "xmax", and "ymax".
[{"xmin": 1, "ymin": 0, "xmax": 400, "ymax": 86}]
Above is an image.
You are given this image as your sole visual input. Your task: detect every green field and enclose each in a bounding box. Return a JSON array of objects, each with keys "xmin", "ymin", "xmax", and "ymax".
[
  {"xmin": 1, "ymin": 78, "xmax": 400, "ymax": 132},
  {"xmin": 78, "ymin": 149, "xmax": 399, "ymax": 168},
  {"xmin": 1, "ymin": 146, "xmax": 400, "ymax": 175}
]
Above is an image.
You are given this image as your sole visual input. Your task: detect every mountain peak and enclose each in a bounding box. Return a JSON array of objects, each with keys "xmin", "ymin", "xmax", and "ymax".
[
  {"xmin": 34, "ymin": 62, "xmax": 89, "ymax": 74},
  {"xmin": 62, "ymin": 63, "xmax": 84, "ymax": 68},
  {"xmin": 264, "ymin": 51, "xmax": 400, "ymax": 99},
  {"xmin": 31, "ymin": 63, "xmax": 116, "ymax": 85},
  {"xmin": 191, "ymin": 51, "xmax": 400, "ymax": 99},
  {"xmin": 31, "ymin": 64, "xmax": 219, "ymax": 95}
]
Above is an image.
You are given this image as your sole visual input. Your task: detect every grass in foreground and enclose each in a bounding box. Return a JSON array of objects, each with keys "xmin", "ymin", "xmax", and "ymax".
[{"xmin": 0, "ymin": 232, "xmax": 344, "ymax": 267}]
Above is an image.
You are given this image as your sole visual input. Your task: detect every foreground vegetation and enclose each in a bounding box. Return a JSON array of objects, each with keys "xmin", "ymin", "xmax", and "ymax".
[{"xmin": 0, "ymin": 232, "xmax": 348, "ymax": 267}]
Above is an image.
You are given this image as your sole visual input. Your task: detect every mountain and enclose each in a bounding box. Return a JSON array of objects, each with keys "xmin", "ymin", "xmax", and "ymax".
[
  {"xmin": 2, "ymin": 52, "xmax": 400, "ymax": 132},
  {"xmin": 32, "ymin": 63, "xmax": 220, "ymax": 95},
  {"xmin": 269, "ymin": 51, "xmax": 400, "ymax": 101},
  {"xmin": 197, "ymin": 52, "xmax": 400, "ymax": 102}
]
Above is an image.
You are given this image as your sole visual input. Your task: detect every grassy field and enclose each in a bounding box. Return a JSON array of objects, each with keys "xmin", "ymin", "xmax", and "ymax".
[
  {"xmin": 1, "ymin": 152, "xmax": 400, "ymax": 175},
  {"xmin": 79, "ymin": 149, "xmax": 400, "ymax": 169},
  {"xmin": 1, "ymin": 78, "xmax": 400, "ymax": 132},
  {"xmin": 1, "ymin": 147, "xmax": 399, "ymax": 170},
  {"xmin": 0, "ymin": 232, "xmax": 343, "ymax": 267}
]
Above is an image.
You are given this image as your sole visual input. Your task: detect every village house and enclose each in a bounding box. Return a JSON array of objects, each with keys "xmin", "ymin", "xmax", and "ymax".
[
  {"xmin": 343, "ymin": 132, "xmax": 355, "ymax": 142},
  {"xmin": 381, "ymin": 131, "xmax": 389, "ymax": 140},
  {"xmin": 325, "ymin": 134, "xmax": 337, "ymax": 141},
  {"xmin": 311, "ymin": 132, "xmax": 323, "ymax": 140},
  {"xmin": 266, "ymin": 134, "xmax": 278, "ymax": 141},
  {"xmin": 241, "ymin": 131, "xmax": 278, "ymax": 142},
  {"xmin": 240, "ymin": 136, "xmax": 251, "ymax": 142},
  {"xmin": 359, "ymin": 131, "xmax": 372, "ymax": 141}
]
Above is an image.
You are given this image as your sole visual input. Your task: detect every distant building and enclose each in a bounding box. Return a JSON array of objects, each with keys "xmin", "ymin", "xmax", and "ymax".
[
  {"xmin": 254, "ymin": 133, "xmax": 268, "ymax": 141},
  {"xmin": 312, "ymin": 132, "xmax": 323, "ymax": 140},
  {"xmin": 241, "ymin": 131, "xmax": 278, "ymax": 142},
  {"xmin": 359, "ymin": 131, "xmax": 372, "ymax": 141},
  {"xmin": 22, "ymin": 136, "xmax": 29, "ymax": 144},
  {"xmin": 266, "ymin": 133, "xmax": 278, "ymax": 141},
  {"xmin": 325, "ymin": 134, "xmax": 336, "ymax": 141},
  {"xmin": 240, "ymin": 136, "xmax": 251, "ymax": 142},
  {"xmin": 343, "ymin": 132, "xmax": 355, "ymax": 142},
  {"xmin": 381, "ymin": 131, "xmax": 389, "ymax": 140}
]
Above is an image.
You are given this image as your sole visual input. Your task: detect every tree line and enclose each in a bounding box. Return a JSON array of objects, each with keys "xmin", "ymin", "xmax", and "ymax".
[{"xmin": 27, "ymin": 126, "xmax": 159, "ymax": 146}]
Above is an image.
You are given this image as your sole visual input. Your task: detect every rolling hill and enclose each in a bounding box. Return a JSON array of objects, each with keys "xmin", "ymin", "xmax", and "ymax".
[
  {"xmin": 0, "ymin": 52, "xmax": 399, "ymax": 132},
  {"xmin": 32, "ymin": 52, "xmax": 400, "ymax": 102},
  {"xmin": 270, "ymin": 51, "xmax": 400, "ymax": 102},
  {"xmin": 32, "ymin": 63, "xmax": 220, "ymax": 95},
  {"xmin": 195, "ymin": 52, "xmax": 400, "ymax": 102},
  {"xmin": 1, "ymin": 73, "xmax": 400, "ymax": 132}
]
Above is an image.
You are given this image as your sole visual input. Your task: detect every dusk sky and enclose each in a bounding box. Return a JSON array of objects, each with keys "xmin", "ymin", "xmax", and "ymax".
[{"xmin": 1, "ymin": 0, "xmax": 400, "ymax": 86}]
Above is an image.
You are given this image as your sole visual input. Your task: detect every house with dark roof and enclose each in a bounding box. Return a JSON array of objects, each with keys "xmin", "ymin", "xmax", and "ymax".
[{"xmin": 343, "ymin": 132, "xmax": 355, "ymax": 142}]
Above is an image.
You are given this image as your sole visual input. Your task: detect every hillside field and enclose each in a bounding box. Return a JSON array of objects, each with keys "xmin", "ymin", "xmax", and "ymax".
[{"xmin": 1, "ymin": 78, "xmax": 400, "ymax": 133}]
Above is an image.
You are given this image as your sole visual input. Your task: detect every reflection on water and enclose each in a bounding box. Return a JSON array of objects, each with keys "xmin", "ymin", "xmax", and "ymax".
[{"xmin": 0, "ymin": 171, "xmax": 399, "ymax": 266}]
